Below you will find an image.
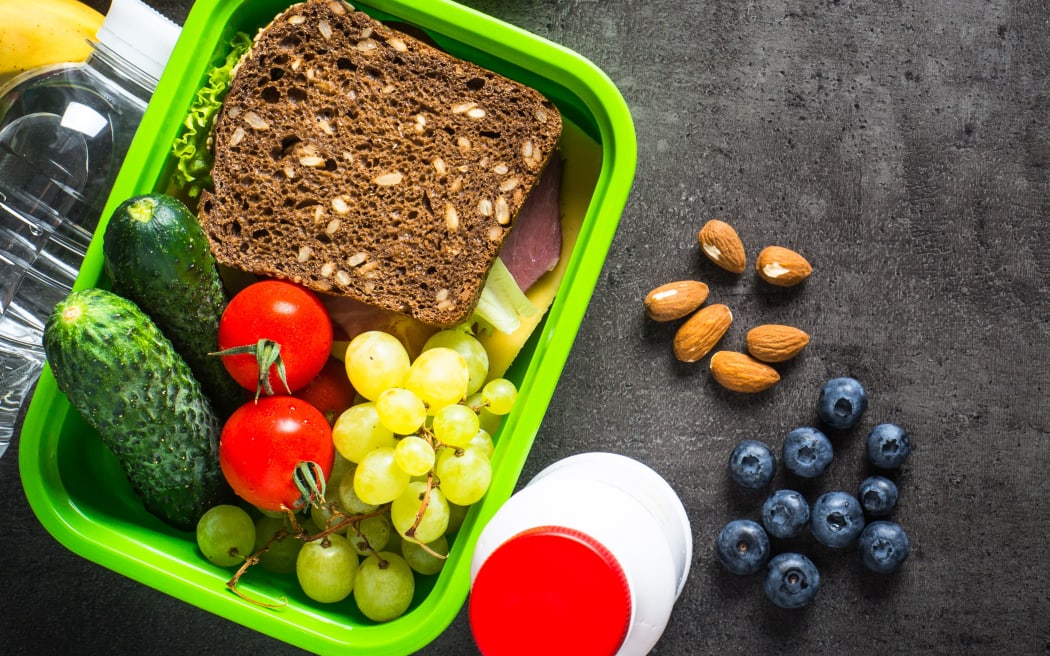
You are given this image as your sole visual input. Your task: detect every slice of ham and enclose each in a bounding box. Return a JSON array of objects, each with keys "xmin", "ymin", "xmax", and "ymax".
[{"xmin": 498, "ymin": 153, "xmax": 563, "ymax": 291}]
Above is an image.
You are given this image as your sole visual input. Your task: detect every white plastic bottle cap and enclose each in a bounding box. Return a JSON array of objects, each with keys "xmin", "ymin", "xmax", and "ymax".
[
  {"xmin": 469, "ymin": 453, "xmax": 693, "ymax": 656},
  {"xmin": 96, "ymin": 0, "xmax": 182, "ymax": 83}
]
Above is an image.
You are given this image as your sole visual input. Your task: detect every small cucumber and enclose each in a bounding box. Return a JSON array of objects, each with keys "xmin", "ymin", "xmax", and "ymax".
[
  {"xmin": 44, "ymin": 288, "xmax": 231, "ymax": 531},
  {"xmin": 103, "ymin": 193, "xmax": 244, "ymax": 417}
]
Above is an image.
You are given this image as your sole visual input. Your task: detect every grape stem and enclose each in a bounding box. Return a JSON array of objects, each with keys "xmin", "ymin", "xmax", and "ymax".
[
  {"xmin": 399, "ymin": 471, "xmax": 449, "ymax": 561},
  {"xmin": 225, "ymin": 456, "xmax": 456, "ymax": 606},
  {"xmin": 226, "ymin": 527, "xmax": 290, "ymax": 609},
  {"xmin": 408, "ymin": 535, "xmax": 447, "ymax": 560},
  {"xmin": 225, "ymin": 499, "xmax": 394, "ymax": 607},
  {"xmin": 305, "ymin": 504, "xmax": 391, "ymax": 543},
  {"xmin": 348, "ymin": 520, "xmax": 379, "ymax": 558},
  {"xmin": 403, "ymin": 472, "xmax": 435, "ymax": 541},
  {"xmin": 417, "ymin": 423, "xmax": 459, "ymax": 455}
]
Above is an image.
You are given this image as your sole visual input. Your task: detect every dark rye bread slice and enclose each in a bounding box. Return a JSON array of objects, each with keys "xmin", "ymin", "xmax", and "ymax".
[{"xmin": 198, "ymin": 0, "xmax": 562, "ymax": 327}]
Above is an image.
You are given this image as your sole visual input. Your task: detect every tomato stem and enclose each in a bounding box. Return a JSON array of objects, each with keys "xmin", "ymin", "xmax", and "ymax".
[
  {"xmin": 212, "ymin": 338, "xmax": 291, "ymax": 400},
  {"xmin": 292, "ymin": 460, "xmax": 327, "ymax": 508}
]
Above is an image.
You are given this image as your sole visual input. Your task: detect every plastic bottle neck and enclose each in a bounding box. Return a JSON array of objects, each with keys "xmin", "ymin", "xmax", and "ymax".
[{"xmin": 83, "ymin": 39, "xmax": 159, "ymax": 109}]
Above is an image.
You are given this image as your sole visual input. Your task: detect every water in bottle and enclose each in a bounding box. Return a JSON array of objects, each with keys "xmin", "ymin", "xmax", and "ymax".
[{"xmin": 0, "ymin": 0, "xmax": 181, "ymax": 458}]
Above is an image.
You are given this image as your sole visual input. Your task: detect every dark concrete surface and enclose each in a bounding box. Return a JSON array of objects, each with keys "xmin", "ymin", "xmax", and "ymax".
[{"xmin": 3, "ymin": 0, "xmax": 1049, "ymax": 654}]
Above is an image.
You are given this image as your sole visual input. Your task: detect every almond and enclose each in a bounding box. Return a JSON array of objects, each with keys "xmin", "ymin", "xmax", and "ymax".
[
  {"xmin": 698, "ymin": 219, "xmax": 747, "ymax": 273},
  {"xmin": 644, "ymin": 280, "xmax": 710, "ymax": 322},
  {"xmin": 746, "ymin": 324, "xmax": 810, "ymax": 363},
  {"xmin": 673, "ymin": 303, "xmax": 732, "ymax": 363},
  {"xmin": 709, "ymin": 350, "xmax": 781, "ymax": 393},
  {"xmin": 755, "ymin": 246, "xmax": 812, "ymax": 286}
]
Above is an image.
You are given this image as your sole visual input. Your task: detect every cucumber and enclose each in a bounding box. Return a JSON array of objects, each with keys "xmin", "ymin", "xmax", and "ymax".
[
  {"xmin": 44, "ymin": 288, "xmax": 231, "ymax": 531},
  {"xmin": 102, "ymin": 193, "xmax": 244, "ymax": 418}
]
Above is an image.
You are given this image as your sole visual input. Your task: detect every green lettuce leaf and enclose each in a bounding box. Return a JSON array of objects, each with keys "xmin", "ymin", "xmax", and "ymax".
[
  {"xmin": 471, "ymin": 257, "xmax": 538, "ymax": 335},
  {"xmin": 170, "ymin": 31, "xmax": 252, "ymax": 199}
]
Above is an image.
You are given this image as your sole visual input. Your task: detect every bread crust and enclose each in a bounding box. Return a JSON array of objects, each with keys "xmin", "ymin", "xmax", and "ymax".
[{"xmin": 199, "ymin": 0, "xmax": 561, "ymax": 327}]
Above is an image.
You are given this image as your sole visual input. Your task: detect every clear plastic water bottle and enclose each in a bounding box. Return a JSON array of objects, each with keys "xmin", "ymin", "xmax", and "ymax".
[{"xmin": 0, "ymin": 0, "xmax": 180, "ymax": 458}]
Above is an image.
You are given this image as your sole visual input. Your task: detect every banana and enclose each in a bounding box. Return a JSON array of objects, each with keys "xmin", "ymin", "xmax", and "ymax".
[{"xmin": 0, "ymin": 0, "xmax": 105, "ymax": 87}]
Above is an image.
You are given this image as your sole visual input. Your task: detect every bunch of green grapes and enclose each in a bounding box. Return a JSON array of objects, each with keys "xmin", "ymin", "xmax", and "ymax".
[
  {"xmin": 338, "ymin": 329, "xmax": 513, "ymax": 510},
  {"xmin": 323, "ymin": 328, "xmax": 515, "ymax": 619}
]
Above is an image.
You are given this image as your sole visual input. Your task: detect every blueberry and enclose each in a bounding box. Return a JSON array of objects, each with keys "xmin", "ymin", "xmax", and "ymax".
[
  {"xmin": 810, "ymin": 491, "xmax": 865, "ymax": 548},
  {"xmin": 763, "ymin": 552, "xmax": 821, "ymax": 609},
  {"xmin": 728, "ymin": 439, "xmax": 777, "ymax": 489},
  {"xmin": 761, "ymin": 489, "xmax": 811, "ymax": 539},
  {"xmin": 715, "ymin": 519, "xmax": 771, "ymax": 575},
  {"xmin": 866, "ymin": 423, "xmax": 911, "ymax": 470},
  {"xmin": 858, "ymin": 476, "xmax": 899, "ymax": 516},
  {"xmin": 817, "ymin": 377, "xmax": 868, "ymax": 430},
  {"xmin": 858, "ymin": 521, "xmax": 910, "ymax": 573},
  {"xmin": 781, "ymin": 427, "xmax": 833, "ymax": 478}
]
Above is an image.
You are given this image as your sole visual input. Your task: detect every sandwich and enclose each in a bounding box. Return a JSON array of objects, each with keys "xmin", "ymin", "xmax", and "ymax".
[{"xmin": 172, "ymin": 0, "xmax": 570, "ymax": 371}]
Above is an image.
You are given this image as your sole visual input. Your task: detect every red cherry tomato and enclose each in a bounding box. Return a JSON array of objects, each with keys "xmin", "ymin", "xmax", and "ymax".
[
  {"xmin": 218, "ymin": 280, "xmax": 333, "ymax": 395},
  {"xmin": 219, "ymin": 395, "xmax": 335, "ymax": 512},
  {"xmin": 293, "ymin": 358, "xmax": 357, "ymax": 426}
]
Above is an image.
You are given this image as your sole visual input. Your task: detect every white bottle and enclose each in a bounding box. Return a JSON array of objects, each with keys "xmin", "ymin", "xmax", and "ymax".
[
  {"xmin": 469, "ymin": 452, "xmax": 693, "ymax": 656},
  {"xmin": 0, "ymin": 0, "xmax": 180, "ymax": 458}
]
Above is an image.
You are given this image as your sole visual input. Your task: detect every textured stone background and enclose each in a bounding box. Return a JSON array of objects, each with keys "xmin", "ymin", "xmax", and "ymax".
[{"xmin": 3, "ymin": 0, "xmax": 1049, "ymax": 654}]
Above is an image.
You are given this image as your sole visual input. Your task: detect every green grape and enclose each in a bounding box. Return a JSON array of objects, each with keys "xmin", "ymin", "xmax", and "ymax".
[
  {"xmin": 196, "ymin": 504, "xmax": 257, "ymax": 568},
  {"xmin": 431, "ymin": 403, "xmax": 481, "ymax": 448},
  {"xmin": 256, "ymin": 506, "xmax": 286, "ymax": 519},
  {"xmin": 332, "ymin": 402, "xmax": 396, "ymax": 463},
  {"xmin": 253, "ymin": 514, "xmax": 303, "ymax": 574},
  {"xmin": 296, "ymin": 514, "xmax": 322, "ymax": 536},
  {"xmin": 348, "ymin": 513, "xmax": 392, "ymax": 556},
  {"xmin": 422, "ymin": 329, "xmax": 490, "ymax": 395},
  {"xmin": 310, "ymin": 501, "xmax": 348, "ymax": 535},
  {"xmin": 481, "ymin": 378, "xmax": 517, "ymax": 415},
  {"xmin": 404, "ymin": 347, "xmax": 470, "ymax": 412},
  {"xmin": 337, "ymin": 464, "xmax": 380, "ymax": 514},
  {"xmin": 390, "ymin": 481, "xmax": 449, "ymax": 544},
  {"xmin": 464, "ymin": 392, "xmax": 484, "ymax": 412},
  {"xmin": 296, "ymin": 534, "xmax": 359, "ymax": 603},
  {"xmin": 467, "ymin": 428, "xmax": 494, "ymax": 459},
  {"xmin": 353, "ymin": 551, "xmax": 415, "ymax": 622},
  {"xmin": 375, "ymin": 387, "xmax": 427, "ymax": 435},
  {"xmin": 445, "ymin": 501, "xmax": 468, "ymax": 534},
  {"xmin": 344, "ymin": 330, "xmax": 411, "ymax": 400},
  {"xmin": 394, "ymin": 435, "xmax": 436, "ymax": 477},
  {"xmin": 467, "ymin": 392, "xmax": 503, "ymax": 435},
  {"xmin": 479, "ymin": 406, "xmax": 503, "ymax": 435},
  {"xmin": 355, "ymin": 446, "xmax": 410, "ymax": 505},
  {"xmin": 436, "ymin": 447, "xmax": 492, "ymax": 506},
  {"xmin": 329, "ymin": 451, "xmax": 353, "ymax": 489},
  {"xmin": 401, "ymin": 535, "xmax": 449, "ymax": 575},
  {"xmin": 385, "ymin": 530, "xmax": 405, "ymax": 555}
]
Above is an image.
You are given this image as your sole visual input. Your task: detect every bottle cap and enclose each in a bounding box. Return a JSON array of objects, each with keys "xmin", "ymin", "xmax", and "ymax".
[
  {"xmin": 96, "ymin": 0, "xmax": 181, "ymax": 83},
  {"xmin": 469, "ymin": 526, "xmax": 632, "ymax": 656}
]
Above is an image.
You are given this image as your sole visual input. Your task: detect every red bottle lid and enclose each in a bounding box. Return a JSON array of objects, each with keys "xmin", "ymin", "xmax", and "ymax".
[{"xmin": 469, "ymin": 525, "xmax": 632, "ymax": 656}]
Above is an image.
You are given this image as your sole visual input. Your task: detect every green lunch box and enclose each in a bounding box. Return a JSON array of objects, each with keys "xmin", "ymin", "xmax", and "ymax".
[{"xmin": 19, "ymin": 0, "xmax": 636, "ymax": 653}]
